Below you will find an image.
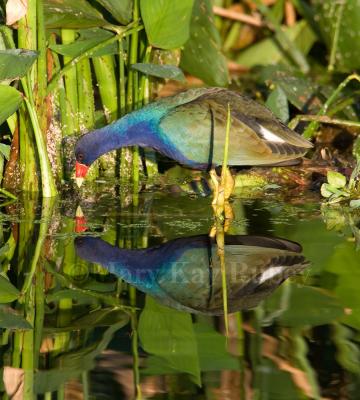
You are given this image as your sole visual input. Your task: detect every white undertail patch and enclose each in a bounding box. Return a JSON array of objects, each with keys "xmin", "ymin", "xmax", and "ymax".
[
  {"xmin": 259, "ymin": 125, "xmax": 285, "ymax": 143},
  {"xmin": 258, "ymin": 266, "xmax": 287, "ymax": 284}
]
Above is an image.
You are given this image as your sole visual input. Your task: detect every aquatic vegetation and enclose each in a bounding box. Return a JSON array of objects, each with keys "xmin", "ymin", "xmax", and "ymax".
[{"xmin": 321, "ymin": 162, "xmax": 360, "ymax": 207}]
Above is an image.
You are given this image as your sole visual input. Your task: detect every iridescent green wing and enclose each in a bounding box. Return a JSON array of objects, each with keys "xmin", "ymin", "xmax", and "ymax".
[{"xmin": 159, "ymin": 88, "xmax": 312, "ymax": 166}]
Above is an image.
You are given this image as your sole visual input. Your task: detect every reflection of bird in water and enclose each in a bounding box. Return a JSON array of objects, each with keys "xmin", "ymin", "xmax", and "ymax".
[{"xmin": 75, "ymin": 234, "xmax": 309, "ymax": 314}]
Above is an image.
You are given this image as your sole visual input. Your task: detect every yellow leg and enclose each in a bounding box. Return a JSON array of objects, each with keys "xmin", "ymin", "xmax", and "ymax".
[{"xmin": 210, "ymin": 168, "xmax": 220, "ymax": 206}]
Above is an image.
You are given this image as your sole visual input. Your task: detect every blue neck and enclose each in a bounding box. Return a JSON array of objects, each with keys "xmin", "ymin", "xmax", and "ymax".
[{"xmin": 82, "ymin": 111, "xmax": 159, "ymax": 165}]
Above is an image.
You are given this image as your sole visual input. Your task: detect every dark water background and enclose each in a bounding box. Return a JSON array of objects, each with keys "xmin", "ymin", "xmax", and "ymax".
[{"xmin": 0, "ymin": 183, "xmax": 359, "ymax": 399}]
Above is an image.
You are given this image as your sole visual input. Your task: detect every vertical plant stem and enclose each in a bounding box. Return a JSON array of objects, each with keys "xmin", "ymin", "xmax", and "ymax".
[
  {"xmin": 18, "ymin": 0, "xmax": 38, "ymax": 192},
  {"xmin": 36, "ymin": 0, "xmax": 48, "ymax": 133},
  {"xmin": 77, "ymin": 59, "xmax": 95, "ymax": 130},
  {"xmin": 61, "ymin": 29, "xmax": 79, "ymax": 134},
  {"xmin": 23, "ymin": 95, "xmax": 57, "ymax": 196},
  {"xmin": 127, "ymin": 0, "xmax": 140, "ymax": 187},
  {"xmin": 93, "ymin": 55, "xmax": 118, "ymax": 123},
  {"xmin": 20, "ymin": 196, "xmax": 55, "ymax": 294},
  {"xmin": 93, "ymin": 54, "xmax": 118, "ymax": 177},
  {"xmin": 328, "ymin": 0, "xmax": 345, "ymax": 72}
]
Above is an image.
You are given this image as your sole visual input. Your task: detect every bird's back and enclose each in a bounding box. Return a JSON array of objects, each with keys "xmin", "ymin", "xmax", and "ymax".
[{"xmin": 156, "ymin": 88, "xmax": 312, "ymax": 168}]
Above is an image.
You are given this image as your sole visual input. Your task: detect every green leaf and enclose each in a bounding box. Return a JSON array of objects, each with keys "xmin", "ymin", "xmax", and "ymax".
[
  {"xmin": 237, "ymin": 20, "xmax": 316, "ymax": 68},
  {"xmin": 0, "ymin": 85, "xmax": 22, "ymax": 126},
  {"xmin": 265, "ymin": 86, "xmax": 289, "ymax": 123},
  {"xmin": 139, "ymin": 296, "xmax": 201, "ymax": 385},
  {"xmin": 0, "ymin": 306, "xmax": 31, "ymax": 329},
  {"xmin": 0, "ymin": 275, "xmax": 19, "ymax": 303},
  {"xmin": 140, "ymin": 0, "xmax": 194, "ymax": 49},
  {"xmin": 325, "ymin": 241, "xmax": 360, "ymax": 329},
  {"xmin": 95, "ymin": 0, "xmax": 133, "ymax": 25},
  {"xmin": 180, "ymin": 0, "xmax": 228, "ymax": 86},
  {"xmin": 350, "ymin": 199, "xmax": 360, "ymax": 209},
  {"xmin": 131, "ymin": 63, "xmax": 185, "ymax": 81},
  {"xmin": 44, "ymin": 0, "xmax": 106, "ymax": 28},
  {"xmin": 321, "ymin": 183, "xmax": 334, "ymax": 198},
  {"xmin": 194, "ymin": 321, "xmax": 239, "ymax": 371},
  {"xmin": 0, "ymin": 49, "xmax": 38, "ymax": 82},
  {"xmin": 0, "ymin": 144, "xmax": 9, "ymax": 160},
  {"xmin": 311, "ymin": 0, "xmax": 360, "ymax": 71},
  {"xmin": 266, "ymin": 284, "xmax": 344, "ymax": 327},
  {"xmin": 49, "ymin": 29, "xmax": 117, "ymax": 58},
  {"xmin": 327, "ymin": 171, "xmax": 347, "ymax": 188}
]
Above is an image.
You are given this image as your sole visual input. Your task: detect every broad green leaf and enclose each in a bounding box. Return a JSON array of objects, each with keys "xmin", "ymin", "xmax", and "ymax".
[
  {"xmin": 139, "ymin": 296, "xmax": 201, "ymax": 385},
  {"xmin": 95, "ymin": 0, "xmax": 133, "ymax": 25},
  {"xmin": 266, "ymin": 284, "xmax": 344, "ymax": 327},
  {"xmin": 131, "ymin": 63, "xmax": 185, "ymax": 81},
  {"xmin": 0, "ymin": 144, "xmax": 10, "ymax": 160},
  {"xmin": 327, "ymin": 171, "xmax": 347, "ymax": 189},
  {"xmin": 0, "ymin": 306, "xmax": 31, "ymax": 329},
  {"xmin": 44, "ymin": 0, "xmax": 106, "ymax": 28},
  {"xmin": 0, "ymin": 275, "xmax": 19, "ymax": 303},
  {"xmin": 325, "ymin": 242, "xmax": 360, "ymax": 329},
  {"xmin": 237, "ymin": 20, "xmax": 316, "ymax": 68},
  {"xmin": 73, "ymin": 308, "xmax": 129, "ymax": 328},
  {"xmin": 194, "ymin": 321, "xmax": 238, "ymax": 371},
  {"xmin": 0, "ymin": 49, "xmax": 38, "ymax": 82},
  {"xmin": 265, "ymin": 86, "xmax": 289, "ymax": 123},
  {"xmin": 0, "ymin": 85, "xmax": 22, "ymax": 126},
  {"xmin": 140, "ymin": 0, "xmax": 194, "ymax": 49},
  {"xmin": 311, "ymin": 0, "xmax": 360, "ymax": 71},
  {"xmin": 181, "ymin": 0, "xmax": 228, "ymax": 86},
  {"xmin": 49, "ymin": 28, "xmax": 117, "ymax": 58}
]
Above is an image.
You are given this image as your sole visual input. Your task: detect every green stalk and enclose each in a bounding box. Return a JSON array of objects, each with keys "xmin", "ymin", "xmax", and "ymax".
[
  {"xmin": 61, "ymin": 29, "xmax": 79, "ymax": 133},
  {"xmin": 93, "ymin": 55, "xmax": 118, "ymax": 123},
  {"xmin": 22, "ymin": 288, "xmax": 35, "ymax": 400},
  {"xmin": 93, "ymin": 55, "xmax": 118, "ymax": 177},
  {"xmin": 118, "ymin": 39, "xmax": 126, "ymax": 117},
  {"xmin": 36, "ymin": 0, "xmax": 47, "ymax": 133},
  {"xmin": 34, "ymin": 263, "xmax": 45, "ymax": 369},
  {"xmin": 77, "ymin": 59, "xmax": 95, "ymax": 130},
  {"xmin": 20, "ymin": 196, "xmax": 55, "ymax": 294},
  {"xmin": 328, "ymin": 0, "xmax": 345, "ymax": 72},
  {"xmin": 18, "ymin": 1, "xmax": 38, "ymax": 192},
  {"xmin": 127, "ymin": 0, "xmax": 140, "ymax": 187},
  {"xmin": 23, "ymin": 94, "xmax": 57, "ymax": 196}
]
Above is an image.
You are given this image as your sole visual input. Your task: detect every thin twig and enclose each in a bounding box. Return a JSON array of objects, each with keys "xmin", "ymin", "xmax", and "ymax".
[{"xmin": 213, "ymin": 5, "xmax": 263, "ymax": 27}]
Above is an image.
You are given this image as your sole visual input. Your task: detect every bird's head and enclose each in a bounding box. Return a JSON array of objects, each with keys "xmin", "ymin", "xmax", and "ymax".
[
  {"xmin": 74, "ymin": 134, "xmax": 95, "ymax": 187},
  {"xmin": 75, "ymin": 154, "xmax": 89, "ymax": 188}
]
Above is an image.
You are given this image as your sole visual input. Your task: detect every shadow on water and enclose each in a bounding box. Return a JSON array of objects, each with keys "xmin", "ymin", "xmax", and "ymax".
[{"xmin": 0, "ymin": 189, "xmax": 359, "ymax": 399}]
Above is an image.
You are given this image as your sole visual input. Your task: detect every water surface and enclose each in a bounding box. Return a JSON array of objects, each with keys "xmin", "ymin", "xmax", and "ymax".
[{"xmin": 0, "ymin": 186, "xmax": 359, "ymax": 399}]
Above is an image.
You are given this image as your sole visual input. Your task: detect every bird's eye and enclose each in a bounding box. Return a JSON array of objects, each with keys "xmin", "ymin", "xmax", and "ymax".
[{"xmin": 77, "ymin": 153, "xmax": 84, "ymax": 162}]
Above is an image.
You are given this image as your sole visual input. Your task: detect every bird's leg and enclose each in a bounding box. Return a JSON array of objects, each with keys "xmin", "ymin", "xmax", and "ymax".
[
  {"xmin": 222, "ymin": 167, "xmax": 235, "ymax": 201},
  {"xmin": 210, "ymin": 168, "xmax": 220, "ymax": 206}
]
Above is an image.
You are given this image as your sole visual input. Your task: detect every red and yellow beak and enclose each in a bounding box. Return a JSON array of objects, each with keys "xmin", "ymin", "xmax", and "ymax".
[
  {"xmin": 75, "ymin": 206, "xmax": 87, "ymax": 233},
  {"xmin": 75, "ymin": 161, "xmax": 89, "ymax": 188}
]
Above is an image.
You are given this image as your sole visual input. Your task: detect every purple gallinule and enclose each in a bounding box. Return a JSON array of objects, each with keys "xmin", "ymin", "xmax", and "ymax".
[{"xmin": 75, "ymin": 88, "xmax": 312, "ymax": 188}]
